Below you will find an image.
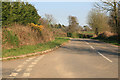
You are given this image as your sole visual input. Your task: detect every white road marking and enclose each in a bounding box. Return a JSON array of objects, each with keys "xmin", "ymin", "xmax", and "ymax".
[
  {"xmin": 86, "ymin": 42, "xmax": 89, "ymax": 44},
  {"xmin": 31, "ymin": 62, "xmax": 37, "ymax": 65},
  {"xmin": 85, "ymin": 40, "xmax": 112, "ymax": 63},
  {"xmin": 90, "ymin": 46, "xmax": 95, "ymax": 49},
  {"xmin": 9, "ymin": 73, "xmax": 18, "ymax": 77},
  {"xmin": 26, "ymin": 68, "xmax": 32, "ymax": 72},
  {"xmin": 21, "ymin": 55, "xmax": 45, "ymax": 77},
  {"xmin": 34, "ymin": 59, "xmax": 39, "ymax": 62},
  {"xmin": 9, "ymin": 57, "xmax": 38, "ymax": 77},
  {"xmin": 15, "ymin": 68, "xmax": 22, "ymax": 72},
  {"xmin": 18, "ymin": 65, "xmax": 23, "ymax": 68},
  {"xmin": 28, "ymin": 65, "xmax": 34, "ymax": 68},
  {"xmin": 26, "ymin": 59, "xmax": 31, "ymax": 62},
  {"xmin": 23, "ymin": 62, "xmax": 27, "ymax": 64},
  {"xmin": 98, "ymin": 52, "xmax": 113, "ymax": 63},
  {"xmin": 23, "ymin": 73, "xmax": 30, "ymax": 77}
]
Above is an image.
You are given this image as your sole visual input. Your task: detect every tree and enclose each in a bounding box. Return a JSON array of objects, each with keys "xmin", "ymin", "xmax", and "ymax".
[
  {"xmin": 118, "ymin": 2, "xmax": 120, "ymax": 26},
  {"xmin": 88, "ymin": 9, "xmax": 109, "ymax": 35},
  {"xmin": 2, "ymin": 2, "xmax": 11, "ymax": 25},
  {"xmin": 67, "ymin": 16, "xmax": 79, "ymax": 33},
  {"xmin": 0, "ymin": 1, "xmax": 1, "ymax": 27},
  {"xmin": 45, "ymin": 14, "xmax": 56, "ymax": 26},
  {"xmin": 77, "ymin": 26, "xmax": 83, "ymax": 33},
  {"xmin": 117, "ymin": 1, "xmax": 120, "ymax": 34},
  {"xmin": 95, "ymin": 0, "xmax": 119, "ymax": 35},
  {"xmin": 58, "ymin": 24, "xmax": 62, "ymax": 28},
  {"xmin": 2, "ymin": 2, "xmax": 40, "ymax": 25},
  {"xmin": 10, "ymin": 2, "xmax": 22, "ymax": 23}
]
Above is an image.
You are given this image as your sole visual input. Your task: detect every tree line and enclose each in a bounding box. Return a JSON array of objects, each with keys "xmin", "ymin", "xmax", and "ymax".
[
  {"xmin": 2, "ymin": 2, "xmax": 40, "ymax": 26},
  {"xmin": 2, "ymin": 1, "xmax": 120, "ymax": 38},
  {"xmin": 64, "ymin": 0, "xmax": 120, "ymax": 39}
]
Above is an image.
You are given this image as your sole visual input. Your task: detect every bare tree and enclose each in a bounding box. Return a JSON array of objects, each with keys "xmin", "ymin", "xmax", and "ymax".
[
  {"xmin": 95, "ymin": 0, "xmax": 119, "ymax": 35},
  {"xmin": 67, "ymin": 16, "xmax": 79, "ymax": 33},
  {"xmin": 45, "ymin": 14, "xmax": 56, "ymax": 25},
  {"xmin": 77, "ymin": 26, "xmax": 84, "ymax": 33},
  {"xmin": 88, "ymin": 9, "xmax": 110, "ymax": 35}
]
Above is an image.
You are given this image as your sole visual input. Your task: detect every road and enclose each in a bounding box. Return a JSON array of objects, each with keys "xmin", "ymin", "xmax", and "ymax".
[{"xmin": 2, "ymin": 38, "xmax": 119, "ymax": 78}]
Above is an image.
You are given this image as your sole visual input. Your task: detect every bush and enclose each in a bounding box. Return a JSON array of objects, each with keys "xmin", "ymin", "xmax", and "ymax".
[
  {"xmin": 67, "ymin": 32, "xmax": 93, "ymax": 38},
  {"xmin": 71, "ymin": 32, "xmax": 79, "ymax": 38},
  {"xmin": 97, "ymin": 31, "xmax": 116, "ymax": 40},
  {"xmin": 28, "ymin": 23, "xmax": 44, "ymax": 31},
  {"xmin": 92, "ymin": 34, "xmax": 119, "ymax": 45},
  {"xmin": 67, "ymin": 33, "xmax": 72, "ymax": 37},
  {"xmin": 52, "ymin": 28, "xmax": 67, "ymax": 37},
  {"xmin": 78, "ymin": 34, "xmax": 93, "ymax": 38},
  {"xmin": 107, "ymin": 35, "xmax": 118, "ymax": 40},
  {"xmin": 67, "ymin": 32, "xmax": 79, "ymax": 38},
  {"xmin": 78, "ymin": 34, "xmax": 83, "ymax": 38},
  {"xmin": 2, "ymin": 29, "xmax": 19, "ymax": 49},
  {"xmin": 2, "ymin": 24, "xmax": 54, "ymax": 49}
]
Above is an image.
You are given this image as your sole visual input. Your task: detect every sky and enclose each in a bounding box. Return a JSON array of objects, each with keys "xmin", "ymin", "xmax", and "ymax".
[{"xmin": 29, "ymin": 2, "xmax": 95, "ymax": 26}]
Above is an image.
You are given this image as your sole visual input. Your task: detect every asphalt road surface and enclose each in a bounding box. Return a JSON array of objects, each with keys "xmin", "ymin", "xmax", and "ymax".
[{"xmin": 2, "ymin": 38, "xmax": 119, "ymax": 78}]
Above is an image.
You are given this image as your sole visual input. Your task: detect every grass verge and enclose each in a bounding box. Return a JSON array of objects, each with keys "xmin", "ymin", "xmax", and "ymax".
[{"xmin": 2, "ymin": 37, "xmax": 69, "ymax": 57}]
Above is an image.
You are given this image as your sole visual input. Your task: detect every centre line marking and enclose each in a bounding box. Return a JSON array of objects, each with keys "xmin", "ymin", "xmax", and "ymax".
[
  {"xmin": 90, "ymin": 46, "xmax": 95, "ymax": 49},
  {"xmin": 98, "ymin": 52, "xmax": 113, "ymax": 63}
]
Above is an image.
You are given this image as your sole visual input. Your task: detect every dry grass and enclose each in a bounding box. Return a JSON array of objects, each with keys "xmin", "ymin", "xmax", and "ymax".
[
  {"xmin": 52, "ymin": 28, "xmax": 67, "ymax": 37},
  {"xmin": 99, "ymin": 31, "xmax": 117, "ymax": 38}
]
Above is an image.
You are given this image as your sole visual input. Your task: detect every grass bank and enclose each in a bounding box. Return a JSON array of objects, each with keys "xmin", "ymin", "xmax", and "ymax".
[{"xmin": 2, "ymin": 37, "xmax": 69, "ymax": 57}]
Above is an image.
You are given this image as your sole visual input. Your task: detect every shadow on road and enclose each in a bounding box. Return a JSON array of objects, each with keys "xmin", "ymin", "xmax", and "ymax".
[
  {"xmin": 2, "ymin": 68, "xmax": 14, "ymax": 77},
  {"xmin": 61, "ymin": 39, "xmax": 119, "ymax": 57},
  {"xmin": 71, "ymin": 39, "xmax": 105, "ymax": 44}
]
